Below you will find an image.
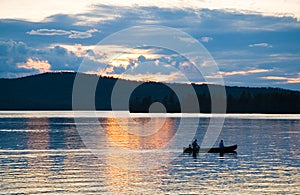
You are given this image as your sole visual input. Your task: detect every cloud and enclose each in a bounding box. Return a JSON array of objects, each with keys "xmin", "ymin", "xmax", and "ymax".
[
  {"xmin": 200, "ymin": 36, "xmax": 213, "ymax": 43},
  {"xmin": 1, "ymin": 0, "xmax": 300, "ymax": 21},
  {"xmin": 17, "ymin": 58, "xmax": 51, "ymax": 73},
  {"xmin": 27, "ymin": 29, "xmax": 70, "ymax": 36},
  {"xmin": 83, "ymin": 59, "xmax": 185, "ymax": 83},
  {"xmin": 0, "ymin": 40, "xmax": 31, "ymax": 74},
  {"xmin": 261, "ymin": 76, "xmax": 286, "ymax": 80},
  {"xmin": 178, "ymin": 36, "xmax": 198, "ymax": 44},
  {"xmin": 261, "ymin": 73, "xmax": 300, "ymax": 84},
  {"xmin": 0, "ymin": 40, "xmax": 29, "ymax": 59},
  {"xmin": 27, "ymin": 28, "xmax": 99, "ymax": 39},
  {"xmin": 179, "ymin": 61, "xmax": 192, "ymax": 67},
  {"xmin": 2, "ymin": 7, "xmax": 300, "ymax": 49},
  {"xmin": 249, "ymin": 43, "xmax": 272, "ymax": 48},
  {"xmin": 0, "ymin": 40, "xmax": 82, "ymax": 77},
  {"xmin": 77, "ymin": 52, "xmax": 195, "ymax": 83},
  {"xmin": 56, "ymin": 44, "xmax": 95, "ymax": 57},
  {"xmin": 288, "ymin": 76, "xmax": 300, "ymax": 83},
  {"xmin": 92, "ymin": 1, "xmax": 300, "ymax": 21},
  {"xmin": 69, "ymin": 29, "xmax": 99, "ymax": 39},
  {"xmin": 0, "ymin": 0, "xmax": 99, "ymax": 22},
  {"xmin": 220, "ymin": 69, "xmax": 271, "ymax": 76}
]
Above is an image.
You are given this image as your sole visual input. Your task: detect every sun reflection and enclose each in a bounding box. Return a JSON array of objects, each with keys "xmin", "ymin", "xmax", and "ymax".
[
  {"xmin": 97, "ymin": 117, "xmax": 180, "ymax": 171},
  {"xmin": 25, "ymin": 118, "xmax": 52, "ymax": 190},
  {"xmin": 26, "ymin": 118, "xmax": 49, "ymax": 150},
  {"xmin": 101, "ymin": 117, "xmax": 177, "ymax": 150}
]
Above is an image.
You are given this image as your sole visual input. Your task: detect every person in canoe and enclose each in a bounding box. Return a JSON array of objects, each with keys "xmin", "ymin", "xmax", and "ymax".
[
  {"xmin": 219, "ymin": 139, "xmax": 224, "ymax": 149},
  {"xmin": 192, "ymin": 139, "xmax": 199, "ymax": 151},
  {"xmin": 184, "ymin": 144, "xmax": 193, "ymax": 153},
  {"xmin": 219, "ymin": 139, "xmax": 224, "ymax": 157},
  {"xmin": 192, "ymin": 139, "xmax": 199, "ymax": 157}
]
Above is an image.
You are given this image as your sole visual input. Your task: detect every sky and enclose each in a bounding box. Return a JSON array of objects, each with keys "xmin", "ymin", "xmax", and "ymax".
[{"xmin": 0, "ymin": 0, "xmax": 300, "ymax": 91}]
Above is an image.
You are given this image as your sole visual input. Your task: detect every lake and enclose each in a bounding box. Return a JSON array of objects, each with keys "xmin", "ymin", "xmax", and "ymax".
[{"xmin": 0, "ymin": 111, "xmax": 299, "ymax": 194}]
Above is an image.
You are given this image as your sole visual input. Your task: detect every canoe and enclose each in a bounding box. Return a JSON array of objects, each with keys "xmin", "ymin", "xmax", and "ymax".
[{"xmin": 183, "ymin": 144, "xmax": 237, "ymax": 154}]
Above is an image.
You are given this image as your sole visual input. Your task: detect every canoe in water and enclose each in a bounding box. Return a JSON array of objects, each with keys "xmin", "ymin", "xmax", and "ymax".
[{"xmin": 183, "ymin": 144, "xmax": 237, "ymax": 154}]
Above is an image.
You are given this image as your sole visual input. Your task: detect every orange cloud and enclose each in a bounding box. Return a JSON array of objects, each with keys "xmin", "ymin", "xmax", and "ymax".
[
  {"xmin": 261, "ymin": 73, "xmax": 300, "ymax": 84},
  {"xmin": 288, "ymin": 77, "xmax": 300, "ymax": 83},
  {"xmin": 17, "ymin": 58, "xmax": 51, "ymax": 73}
]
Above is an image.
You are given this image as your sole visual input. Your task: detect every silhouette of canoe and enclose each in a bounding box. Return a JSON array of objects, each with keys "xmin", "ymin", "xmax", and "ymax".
[{"xmin": 183, "ymin": 144, "xmax": 237, "ymax": 154}]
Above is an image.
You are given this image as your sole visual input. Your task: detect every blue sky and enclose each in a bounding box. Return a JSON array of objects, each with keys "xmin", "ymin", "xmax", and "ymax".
[{"xmin": 0, "ymin": 1, "xmax": 300, "ymax": 91}]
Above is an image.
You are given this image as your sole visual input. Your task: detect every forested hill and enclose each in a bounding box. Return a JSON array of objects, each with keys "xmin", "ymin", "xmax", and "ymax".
[{"xmin": 1, "ymin": 72, "xmax": 300, "ymax": 113}]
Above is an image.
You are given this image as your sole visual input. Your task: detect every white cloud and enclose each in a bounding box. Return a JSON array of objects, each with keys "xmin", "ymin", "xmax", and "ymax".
[
  {"xmin": 27, "ymin": 28, "xmax": 99, "ymax": 39},
  {"xmin": 220, "ymin": 69, "xmax": 271, "ymax": 76},
  {"xmin": 200, "ymin": 37, "xmax": 213, "ymax": 43},
  {"xmin": 27, "ymin": 29, "xmax": 69, "ymax": 36},
  {"xmin": 261, "ymin": 76, "xmax": 287, "ymax": 80},
  {"xmin": 69, "ymin": 29, "xmax": 99, "ymax": 39},
  {"xmin": 178, "ymin": 36, "xmax": 198, "ymax": 44},
  {"xmin": 249, "ymin": 43, "xmax": 272, "ymax": 48}
]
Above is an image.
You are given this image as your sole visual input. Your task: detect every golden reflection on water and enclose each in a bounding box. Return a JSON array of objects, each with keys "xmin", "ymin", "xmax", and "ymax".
[
  {"xmin": 26, "ymin": 118, "xmax": 50, "ymax": 150},
  {"xmin": 97, "ymin": 117, "xmax": 179, "ymax": 171},
  {"xmin": 101, "ymin": 117, "xmax": 177, "ymax": 150},
  {"xmin": 25, "ymin": 118, "xmax": 52, "ymax": 191}
]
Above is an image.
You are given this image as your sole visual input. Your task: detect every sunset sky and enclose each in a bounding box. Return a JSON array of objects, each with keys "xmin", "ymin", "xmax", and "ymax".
[{"xmin": 0, "ymin": 0, "xmax": 300, "ymax": 90}]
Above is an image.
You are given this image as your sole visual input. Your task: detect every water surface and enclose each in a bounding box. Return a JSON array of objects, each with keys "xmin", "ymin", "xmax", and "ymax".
[{"xmin": 0, "ymin": 111, "xmax": 299, "ymax": 194}]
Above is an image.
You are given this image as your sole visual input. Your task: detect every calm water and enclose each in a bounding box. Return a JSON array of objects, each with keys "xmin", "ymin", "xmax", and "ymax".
[{"xmin": 0, "ymin": 111, "xmax": 299, "ymax": 194}]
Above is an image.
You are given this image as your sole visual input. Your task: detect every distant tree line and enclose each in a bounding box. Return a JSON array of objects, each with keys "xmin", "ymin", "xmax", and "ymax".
[
  {"xmin": 1, "ymin": 72, "xmax": 300, "ymax": 113},
  {"xmin": 130, "ymin": 92, "xmax": 181, "ymax": 113},
  {"xmin": 130, "ymin": 89, "xmax": 300, "ymax": 113},
  {"xmin": 226, "ymin": 90, "xmax": 300, "ymax": 113}
]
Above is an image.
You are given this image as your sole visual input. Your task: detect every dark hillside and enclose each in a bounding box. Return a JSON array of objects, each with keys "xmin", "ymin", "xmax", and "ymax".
[{"xmin": 1, "ymin": 72, "xmax": 300, "ymax": 113}]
